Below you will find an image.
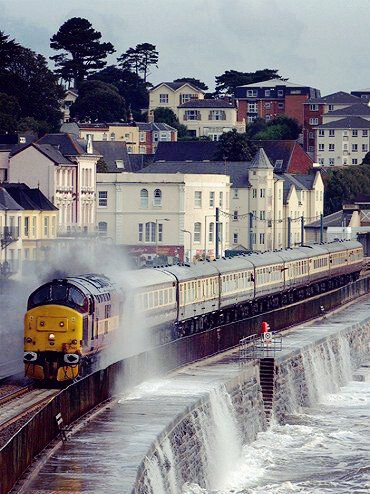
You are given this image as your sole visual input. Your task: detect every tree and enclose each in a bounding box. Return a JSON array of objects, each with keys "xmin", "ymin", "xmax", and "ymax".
[
  {"xmin": 251, "ymin": 115, "xmax": 301, "ymax": 140},
  {"xmin": 323, "ymin": 164, "xmax": 370, "ymax": 215},
  {"xmin": 96, "ymin": 157, "xmax": 109, "ymax": 172},
  {"xmin": 0, "ymin": 31, "xmax": 20, "ymax": 69},
  {"xmin": 50, "ymin": 17, "xmax": 115, "ymax": 87},
  {"xmin": 91, "ymin": 66, "xmax": 149, "ymax": 118},
  {"xmin": 117, "ymin": 43, "xmax": 158, "ymax": 82},
  {"xmin": 214, "ymin": 129, "xmax": 257, "ymax": 161},
  {"xmin": 215, "ymin": 68, "xmax": 285, "ymax": 95},
  {"xmin": 70, "ymin": 80, "xmax": 126, "ymax": 122},
  {"xmin": 362, "ymin": 151, "xmax": 370, "ymax": 165},
  {"xmin": 0, "ymin": 45, "xmax": 63, "ymax": 133},
  {"xmin": 152, "ymin": 107, "xmax": 188, "ymax": 138},
  {"xmin": 173, "ymin": 77, "xmax": 208, "ymax": 91}
]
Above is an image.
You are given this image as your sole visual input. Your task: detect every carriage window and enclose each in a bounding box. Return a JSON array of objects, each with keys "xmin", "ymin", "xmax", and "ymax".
[{"xmin": 154, "ymin": 292, "xmax": 159, "ymax": 306}]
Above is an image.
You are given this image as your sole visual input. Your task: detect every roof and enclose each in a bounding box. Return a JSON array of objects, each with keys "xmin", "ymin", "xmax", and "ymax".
[
  {"xmin": 178, "ymin": 99, "xmax": 235, "ymax": 109},
  {"xmin": 282, "ymin": 173, "xmax": 317, "ymax": 203},
  {"xmin": 92, "ymin": 141, "xmax": 131, "ymax": 172},
  {"xmin": 37, "ymin": 133, "xmax": 87, "ymax": 156},
  {"xmin": 151, "ymin": 81, "xmax": 204, "ymax": 92},
  {"xmin": 305, "ymin": 210, "xmax": 351, "ymax": 229},
  {"xmin": 33, "ymin": 143, "xmax": 75, "ymax": 165},
  {"xmin": 128, "ymin": 154, "xmax": 154, "ymax": 172},
  {"xmin": 325, "ymin": 103, "xmax": 370, "ymax": 116},
  {"xmin": 238, "ymin": 78, "xmax": 305, "ymax": 88},
  {"xmin": 252, "ymin": 140, "xmax": 313, "ymax": 174},
  {"xmin": 3, "ymin": 183, "xmax": 57, "ymax": 210},
  {"xmin": 306, "ymin": 91, "xmax": 360, "ymax": 105},
  {"xmin": 0, "ymin": 187, "xmax": 23, "ymax": 210},
  {"xmin": 154, "ymin": 141, "xmax": 219, "ymax": 162},
  {"xmin": 249, "ymin": 148, "xmax": 274, "ymax": 170},
  {"xmin": 136, "ymin": 122, "xmax": 177, "ymax": 132},
  {"xmin": 317, "ymin": 116, "xmax": 370, "ymax": 129},
  {"xmin": 352, "ymin": 87, "xmax": 370, "ymax": 93}
]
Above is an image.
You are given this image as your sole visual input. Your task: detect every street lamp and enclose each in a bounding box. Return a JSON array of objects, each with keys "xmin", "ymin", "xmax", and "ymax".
[
  {"xmin": 155, "ymin": 218, "xmax": 169, "ymax": 264},
  {"xmin": 181, "ymin": 229, "xmax": 192, "ymax": 263}
]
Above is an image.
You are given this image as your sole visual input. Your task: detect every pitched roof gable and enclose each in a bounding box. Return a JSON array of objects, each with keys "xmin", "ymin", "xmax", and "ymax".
[
  {"xmin": 249, "ymin": 148, "xmax": 274, "ymax": 170},
  {"xmin": 317, "ymin": 116, "xmax": 370, "ymax": 129},
  {"xmin": 151, "ymin": 81, "xmax": 204, "ymax": 92},
  {"xmin": 325, "ymin": 103, "xmax": 370, "ymax": 116},
  {"xmin": 0, "ymin": 187, "xmax": 23, "ymax": 210}
]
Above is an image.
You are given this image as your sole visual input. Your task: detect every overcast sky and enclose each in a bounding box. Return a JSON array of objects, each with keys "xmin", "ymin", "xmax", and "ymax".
[{"xmin": 1, "ymin": 0, "xmax": 369, "ymax": 94}]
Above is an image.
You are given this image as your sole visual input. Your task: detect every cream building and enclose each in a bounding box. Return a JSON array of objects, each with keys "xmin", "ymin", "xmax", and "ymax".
[
  {"xmin": 177, "ymin": 99, "xmax": 245, "ymax": 140},
  {"xmin": 79, "ymin": 123, "xmax": 140, "ymax": 154},
  {"xmin": 9, "ymin": 134, "xmax": 99, "ymax": 235},
  {"xmin": 148, "ymin": 81, "xmax": 205, "ymax": 119},
  {"xmin": 97, "ymin": 172, "xmax": 231, "ymax": 264}
]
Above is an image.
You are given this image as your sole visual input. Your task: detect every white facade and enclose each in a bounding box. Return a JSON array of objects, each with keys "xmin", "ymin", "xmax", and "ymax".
[
  {"xmin": 149, "ymin": 83, "xmax": 205, "ymax": 118},
  {"xmin": 96, "ymin": 172, "xmax": 231, "ymax": 263},
  {"xmin": 316, "ymin": 125, "xmax": 370, "ymax": 166}
]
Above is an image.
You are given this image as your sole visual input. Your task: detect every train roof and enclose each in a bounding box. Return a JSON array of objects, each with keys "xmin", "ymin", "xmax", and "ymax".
[
  {"xmin": 161, "ymin": 262, "xmax": 219, "ymax": 282},
  {"xmin": 120, "ymin": 268, "xmax": 176, "ymax": 289}
]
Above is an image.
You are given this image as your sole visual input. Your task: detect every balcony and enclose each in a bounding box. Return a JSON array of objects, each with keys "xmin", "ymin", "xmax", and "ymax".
[{"xmin": 0, "ymin": 226, "xmax": 19, "ymax": 249}]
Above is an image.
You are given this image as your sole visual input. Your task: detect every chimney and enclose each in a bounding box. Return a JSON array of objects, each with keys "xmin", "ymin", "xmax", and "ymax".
[
  {"xmin": 86, "ymin": 134, "xmax": 93, "ymax": 154},
  {"xmin": 148, "ymin": 110, "xmax": 154, "ymax": 123}
]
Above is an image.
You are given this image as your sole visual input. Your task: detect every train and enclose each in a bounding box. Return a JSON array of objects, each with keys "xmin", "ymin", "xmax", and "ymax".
[{"xmin": 24, "ymin": 240, "xmax": 364, "ymax": 382}]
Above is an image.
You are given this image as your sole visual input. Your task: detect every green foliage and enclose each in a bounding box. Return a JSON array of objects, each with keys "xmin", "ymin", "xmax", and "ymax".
[
  {"xmin": 152, "ymin": 107, "xmax": 189, "ymax": 138},
  {"xmin": 0, "ymin": 31, "xmax": 20, "ymax": 68},
  {"xmin": 173, "ymin": 77, "xmax": 208, "ymax": 91},
  {"xmin": 323, "ymin": 164, "xmax": 370, "ymax": 215},
  {"xmin": 214, "ymin": 129, "xmax": 257, "ymax": 161},
  {"xmin": 118, "ymin": 43, "xmax": 158, "ymax": 82},
  {"xmin": 70, "ymin": 80, "xmax": 126, "ymax": 122},
  {"xmin": 50, "ymin": 17, "xmax": 115, "ymax": 87},
  {"xmin": 91, "ymin": 65, "xmax": 149, "ymax": 116},
  {"xmin": 215, "ymin": 68, "xmax": 285, "ymax": 95},
  {"xmin": 247, "ymin": 115, "xmax": 301, "ymax": 140},
  {"xmin": 0, "ymin": 41, "xmax": 63, "ymax": 133},
  {"xmin": 96, "ymin": 157, "xmax": 109, "ymax": 172}
]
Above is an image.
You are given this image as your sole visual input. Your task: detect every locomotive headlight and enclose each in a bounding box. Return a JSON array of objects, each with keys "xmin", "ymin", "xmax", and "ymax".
[
  {"xmin": 59, "ymin": 321, "xmax": 64, "ymax": 327},
  {"xmin": 48, "ymin": 333, "xmax": 55, "ymax": 341},
  {"xmin": 40, "ymin": 321, "xmax": 45, "ymax": 327},
  {"xmin": 71, "ymin": 339, "xmax": 77, "ymax": 345},
  {"xmin": 26, "ymin": 337, "xmax": 32, "ymax": 343}
]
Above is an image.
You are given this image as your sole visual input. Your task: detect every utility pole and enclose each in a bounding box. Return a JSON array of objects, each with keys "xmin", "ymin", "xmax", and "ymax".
[
  {"xmin": 301, "ymin": 216, "xmax": 304, "ymax": 246},
  {"xmin": 320, "ymin": 213, "xmax": 324, "ymax": 243},
  {"xmin": 249, "ymin": 212, "xmax": 253, "ymax": 251},
  {"xmin": 215, "ymin": 207, "xmax": 219, "ymax": 259},
  {"xmin": 288, "ymin": 217, "xmax": 291, "ymax": 248}
]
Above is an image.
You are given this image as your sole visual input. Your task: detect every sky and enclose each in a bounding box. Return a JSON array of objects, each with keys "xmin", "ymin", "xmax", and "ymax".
[{"xmin": 1, "ymin": 0, "xmax": 369, "ymax": 95}]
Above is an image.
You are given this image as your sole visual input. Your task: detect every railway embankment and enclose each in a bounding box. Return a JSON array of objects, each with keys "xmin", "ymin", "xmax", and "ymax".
[{"xmin": 1, "ymin": 276, "xmax": 369, "ymax": 493}]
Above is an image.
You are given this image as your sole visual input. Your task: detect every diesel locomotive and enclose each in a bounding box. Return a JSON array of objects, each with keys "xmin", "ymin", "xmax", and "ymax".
[{"xmin": 24, "ymin": 240, "xmax": 363, "ymax": 382}]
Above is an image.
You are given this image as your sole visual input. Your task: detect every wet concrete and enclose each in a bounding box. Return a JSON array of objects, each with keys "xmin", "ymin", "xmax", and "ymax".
[{"xmin": 14, "ymin": 296, "xmax": 370, "ymax": 494}]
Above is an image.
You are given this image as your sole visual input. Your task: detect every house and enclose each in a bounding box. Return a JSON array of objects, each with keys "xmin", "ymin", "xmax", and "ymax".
[
  {"xmin": 235, "ymin": 78, "xmax": 320, "ymax": 127},
  {"xmin": 139, "ymin": 148, "xmax": 324, "ymax": 252},
  {"xmin": 148, "ymin": 81, "xmax": 205, "ymax": 119},
  {"xmin": 351, "ymin": 87, "xmax": 370, "ymax": 102},
  {"xmin": 0, "ymin": 186, "xmax": 23, "ymax": 277},
  {"xmin": 9, "ymin": 133, "xmax": 100, "ymax": 235},
  {"xmin": 177, "ymin": 99, "xmax": 244, "ymax": 140},
  {"xmin": 303, "ymin": 91, "xmax": 361, "ymax": 155},
  {"xmin": 136, "ymin": 122, "xmax": 177, "ymax": 154},
  {"xmin": 96, "ymin": 171, "xmax": 231, "ymax": 264},
  {"xmin": 315, "ymin": 116, "xmax": 370, "ymax": 166}
]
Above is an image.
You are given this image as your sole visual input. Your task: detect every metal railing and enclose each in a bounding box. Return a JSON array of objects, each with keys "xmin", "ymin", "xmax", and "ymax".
[{"xmin": 239, "ymin": 331, "xmax": 283, "ymax": 362}]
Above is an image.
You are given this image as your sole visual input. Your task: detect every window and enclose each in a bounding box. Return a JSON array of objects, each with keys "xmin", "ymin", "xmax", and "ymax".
[
  {"xmin": 98, "ymin": 221, "xmax": 107, "ymax": 235},
  {"xmin": 352, "ymin": 130, "xmax": 358, "ymax": 137},
  {"xmin": 102, "ymin": 133, "xmax": 107, "ymax": 141},
  {"xmin": 259, "ymin": 233, "xmax": 265, "ymax": 244},
  {"xmin": 329, "ymin": 129, "xmax": 335, "ymax": 137},
  {"xmin": 44, "ymin": 217, "xmax": 49, "ymax": 237},
  {"xmin": 248, "ymin": 115, "xmax": 256, "ymax": 123},
  {"xmin": 265, "ymin": 114, "xmax": 271, "ymax": 121},
  {"xmin": 352, "ymin": 144, "xmax": 358, "ymax": 152},
  {"xmin": 24, "ymin": 216, "xmax": 29, "ymax": 237},
  {"xmin": 139, "ymin": 146, "xmax": 146, "ymax": 153},
  {"xmin": 247, "ymin": 89, "xmax": 257, "ymax": 97},
  {"xmin": 260, "ymin": 188, "xmax": 265, "ymax": 198},
  {"xmin": 115, "ymin": 160, "xmax": 124, "ymax": 169},
  {"xmin": 233, "ymin": 233, "xmax": 238, "ymax": 244},
  {"xmin": 209, "ymin": 222, "xmax": 214, "ymax": 242},
  {"xmin": 158, "ymin": 223, "xmax": 163, "ymax": 242},
  {"xmin": 318, "ymin": 129, "xmax": 324, "ymax": 137},
  {"xmin": 309, "ymin": 132, "xmax": 314, "ymax": 138},
  {"xmin": 140, "ymin": 132, "xmax": 146, "ymax": 142},
  {"xmin": 138, "ymin": 223, "xmax": 143, "ymax": 241},
  {"xmin": 233, "ymin": 189, "xmax": 239, "ymax": 199},
  {"xmin": 352, "ymin": 158, "xmax": 358, "ymax": 165},
  {"xmin": 145, "ymin": 222, "xmax": 156, "ymax": 242},
  {"xmin": 209, "ymin": 110, "xmax": 226, "ymax": 120},
  {"xmin": 318, "ymin": 157, "xmax": 324, "ymax": 164},
  {"xmin": 318, "ymin": 143, "xmax": 324, "ymax": 151},
  {"xmin": 181, "ymin": 93, "xmax": 198, "ymax": 104},
  {"xmin": 184, "ymin": 110, "xmax": 200, "ymax": 120},
  {"xmin": 32, "ymin": 217, "xmax": 36, "ymax": 236},
  {"xmin": 194, "ymin": 222, "xmax": 201, "ymax": 242},
  {"xmin": 362, "ymin": 130, "xmax": 368, "ymax": 137},
  {"xmin": 310, "ymin": 104, "xmax": 318, "ymax": 111},
  {"xmin": 277, "ymin": 90, "xmax": 284, "ymax": 97},
  {"xmin": 265, "ymin": 102, "xmax": 271, "ymax": 109},
  {"xmin": 328, "ymin": 104, "xmax": 334, "ymax": 111},
  {"xmin": 252, "ymin": 188, "xmax": 257, "ymax": 198},
  {"xmin": 194, "ymin": 191, "xmax": 202, "ymax": 208},
  {"xmin": 329, "ymin": 143, "xmax": 335, "ymax": 151},
  {"xmin": 153, "ymin": 132, "xmax": 159, "ymax": 142},
  {"xmin": 265, "ymin": 90, "xmax": 270, "ymax": 97},
  {"xmin": 110, "ymin": 132, "xmax": 115, "ymax": 141},
  {"xmin": 140, "ymin": 189, "xmax": 148, "ymax": 208},
  {"xmin": 219, "ymin": 191, "xmax": 223, "ymax": 207},
  {"xmin": 159, "ymin": 94, "xmax": 168, "ymax": 103},
  {"xmin": 209, "ymin": 191, "xmax": 215, "ymax": 207},
  {"xmin": 98, "ymin": 191, "xmax": 108, "ymax": 207},
  {"xmin": 329, "ymin": 158, "xmax": 335, "ymax": 165},
  {"xmin": 260, "ymin": 210, "xmax": 266, "ymax": 220},
  {"xmin": 248, "ymin": 102, "xmax": 257, "ymax": 112},
  {"xmin": 309, "ymin": 118, "xmax": 319, "ymax": 125},
  {"xmin": 278, "ymin": 103, "xmax": 284, "ymax": 109},
  {"xmin": 153, "ymin": 189, "xmax": 162, "ymax": 207},
  {"xmin": 233, "ymin": 210, "xmax": 238, "ymax": 220},
  {"xmin": 362, "ymin": 143, "xmax": 368, "ymax": 152}
]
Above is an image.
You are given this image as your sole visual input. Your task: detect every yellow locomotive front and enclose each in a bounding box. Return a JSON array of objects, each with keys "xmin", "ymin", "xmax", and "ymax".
[{"xmin": 24, "ymin": 278, "xmax": 90, "ymax": 382}]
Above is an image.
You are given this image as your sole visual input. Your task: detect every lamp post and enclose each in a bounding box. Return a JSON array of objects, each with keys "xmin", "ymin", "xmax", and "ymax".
[
  {"xmin": 155, "ymin": 218, "xmax": 169, "ymax": 264},
  {"xmin": 181, "ymin": 229, "xmax": 192, "ymax": 263}
]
